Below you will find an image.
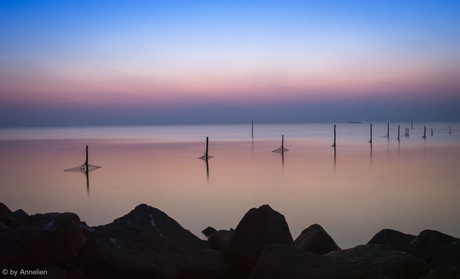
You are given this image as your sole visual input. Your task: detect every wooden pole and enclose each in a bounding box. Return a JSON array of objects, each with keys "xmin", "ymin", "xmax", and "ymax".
[
  {"xmin": 369, "ymin": 124, "xmax": 373, "ymax": 144},
  {"xmin": 252, "ymin": 121, "xmax": 254, "ymax": 138},
  {"xmin": 411, "ymin": 119, "xmax": 413, "ymax": 130},
  {"xmin": 282, "ymin": 135, "xmax": 284, "ymax": 150},
  {"xmin": 206, "ymin": 137, "xmax": 209, "ymax": 158},
  {"xmin": 85, "ymin": 145, "xmax": 89, "ymax": 168},
  {"xmin": 431, "ymin": 128, "xmax": 433, "ymax": 136},
  {"xmin": 422, "ymin": 126, "xmax": 426, "ymax": 139},
  {"xmin": 398, "ymin": 125, "xmax": 400, "ymax": 141},
  {"xmin": 449, "ymin": 126, "xmax": 451, "ymax": 134},
  {"xmin": 387, "ymin": 123, "xmax": 390, "ymax": 138},
  {"xmin": 332, "ymin": 124, "xmax": 337, "ymax": 147}
]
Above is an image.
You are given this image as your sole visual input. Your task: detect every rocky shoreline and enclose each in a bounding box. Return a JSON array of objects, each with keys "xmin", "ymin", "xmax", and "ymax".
[{"xmin": 1, "ymin": 202, "xmax": 459, "ymax": 279}]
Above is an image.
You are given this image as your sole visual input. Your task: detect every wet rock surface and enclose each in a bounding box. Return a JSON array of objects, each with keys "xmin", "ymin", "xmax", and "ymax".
[{"xmin": 294, "ymin": 223, "xmax": 341, "ymax": 254}]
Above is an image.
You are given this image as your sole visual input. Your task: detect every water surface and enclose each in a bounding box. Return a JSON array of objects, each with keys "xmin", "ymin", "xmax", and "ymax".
[{"xmin": 1, "ymin": 122, "xmax": 459, "ymax": 248}]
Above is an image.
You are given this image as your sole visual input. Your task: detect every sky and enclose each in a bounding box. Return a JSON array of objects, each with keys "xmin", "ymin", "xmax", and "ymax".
[{"xmin": 1, "ymin": 0, "xmax": 460, "ymax": 127}]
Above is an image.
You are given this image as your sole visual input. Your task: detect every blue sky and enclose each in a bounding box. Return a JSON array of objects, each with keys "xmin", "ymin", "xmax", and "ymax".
[{"xmin": 1, "ymin": 0, "xmax": 459, "ymax": 126}]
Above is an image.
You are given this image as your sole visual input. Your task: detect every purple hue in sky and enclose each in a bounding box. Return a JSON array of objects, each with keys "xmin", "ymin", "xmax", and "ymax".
[{"xmin": 1, "ymin": 0, "xmax": 459, "ymax": 126}]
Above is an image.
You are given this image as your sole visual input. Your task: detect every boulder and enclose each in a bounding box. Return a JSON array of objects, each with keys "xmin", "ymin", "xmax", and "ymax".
[
  {"xmin": 78, "ymin": 204, "xmax": 229, "ymax": 279},
  {"xmin": 248, "ymin": 244, "xmax": 353, "ymax": 279},
  {"xmin": 411, "ymin": 230, "xmax": 459, "ymax": 263},
  {"xmin": 207, "ymin": 229, "xmax": 234, "ymax": 252},
  {"xmin": 367, "ymin": 229, "xmax": 430, "ymax": 262},
  {"xmin": 430, "ymin": 243, "xmax": 460, "ymax": 277},
  {"xmin": 202, "ymin": 226, "xmax": 218, "ymax": 237},
  {"xmin": 325, "ymin": 244, "xmax": 430, "ymax": 279},
  {"xmin": 0, "ymin": 211, "xmax": 93, "ymax": 271},
  {"xmin": 222, "ymin": 205, "xmax": 294, "ymax": 279},
  {"xmin": 0, "ymin": 202, "xmax": 14, "ymax": 227},
  {"xmin": 294, "ymin": 224, "xmax": 341, "ymax": 254},
  {"xmin": 419, "ymin": 269, "xmax": 453, "ymax": 279},
  {"xmin": 112, "ymin": 203, "xmax": 208, "ymax": 250}
]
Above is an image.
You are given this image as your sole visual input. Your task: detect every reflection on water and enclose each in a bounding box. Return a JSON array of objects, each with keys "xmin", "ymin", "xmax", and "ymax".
[{"xmin": 1, "ymin": 123, "xmax": 460, "ymax": 248}]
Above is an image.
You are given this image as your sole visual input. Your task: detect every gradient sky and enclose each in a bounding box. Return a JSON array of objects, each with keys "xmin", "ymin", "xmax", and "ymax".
[{"xmin": 1, "ymin": 0, "xmax": 460, "ymax": 126}]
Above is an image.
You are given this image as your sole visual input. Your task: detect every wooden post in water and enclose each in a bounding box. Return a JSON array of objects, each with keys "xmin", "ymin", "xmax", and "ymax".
[
  {"xmin": 398, "ymin": 125, "xmax": 400, "ymax": 141},
  {"xmin": 85, "ymin": 145, "xmax": 89, "ymax": 169},
  {"xmin": 422, "ymin": 126, "xmax": 426, "ymax": 139},
  {"xmin": 369, "ymin": 124, "xmax": 373, "ymax": 144},
  {"xmin": 411, "ymin": 119, "xmax": 413, "ymax": 130},
  {"xmin": 206, "ymin": 137, "xmax": 209, "ymax": 158},
  {"xmin": 431, "ymin": 128, "xmax": 433, "ymax": 136},
  {"xmin": 282, "ymin": 135, "xmax": 284, "ymax": 150},
  {"xmin": 387, "ymin": 123, "xmax": 390, "ymax": 138},
  {"xmin": 449, "ymin": 126, "xmax": 451, "ymax": 134},
  {"xmin": 252, "ymin": 121, "xmax": 254, "ymax": 138},
  {"xmin": 332, "ymin": 124, "xmax": 337, "ymax": 147}
]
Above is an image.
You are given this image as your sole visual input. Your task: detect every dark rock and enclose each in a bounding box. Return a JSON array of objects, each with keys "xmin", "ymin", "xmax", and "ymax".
[
  {"xmin": 78, "ymin": 204, "xmax": 229, "ymax": 279},
  {"xmin": 0, "ymin": 211, "xmax": 92, "ymax": 271},
  {"xmin": 448, "ymin": 267, "xmax": 460, "ymax": 279},
  {"xmin": 325, "ymin": 244, "xmax": 430, "ymax": 279},
  {"xmin": 430, "ymin": 243, "xmax": 460, "ymax": 276},
  {"xmin": 0, "ymin": 221, "xmax": 8, "ymax": 230},
  {"xmin": 222, "ymin": 204, "xmax": 294, "ymax": 279},
  {"xmin": 66, "ymin": 263, "xmax": 89, "ymax": 279},
  {"xmin": 368, "ymin": 229, "xmax": 416, "ymax": 245},
  {"xmin": 207, "ymin": 229, "xmax": 234, "ymax": 252},
  {"xmin": 113, "ymin": 203, "xmax": 208, "ymax": 250},
  {"xmin": 10, "ymin": 209, "xmax": 30, "ymax": 228},
  {"xmin": 0, "ymin": 202, "xmax": 14, "ymax": 227},
  {"xmin": 294, "ymin": 224, "xmax": 341, "ymax": 254},
  {"xmin": 367, "ymin": 229, "xmax": 430, "ymax": 262},
  {"xmin": 181, "ymin": 248, "xmax": 231, "ymax": 279},
  {"xmin": 44, "ymin": 264, "xmax": 67, "ymax": 279},
  {"xmin": 248, "ymin": 244, "xmax": 353, "ymax": 279},
  {"xmin": 411, "ymin": 230, "xmax": 459, "ymax": 263},
  {"xmin": 419, "ymin": 269, "xmax": 453, "ymax": 279},
  {"xmin": 202, "ymin": 226, "xmax": 218, "ymax": 237}
]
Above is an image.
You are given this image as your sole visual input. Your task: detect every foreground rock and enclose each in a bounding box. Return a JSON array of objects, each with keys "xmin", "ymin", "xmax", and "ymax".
[
  {"xmin": 202, "ymin": 227, "xmax": 235, "ymax": 252},
  {"xmin": 248, "ymin": 244, "xmax": 353, "ymax": 279},
  {"xmin": 429, "ymin": 242, "xmax": 460, "ymax": 278},
  {"xmin": 325, "ymin": 244, "xmax": 430, "ymax": 279},
  {"xmin": 0, "ymin": 206, "xmax": 92, "ymax": 276},
  {"xmin": 295, "ymin": 223, "xmax": 341, "ymax": 254},
  {"xmin": 78, "ymin": 204, "xmax": 229, "ymax": 279},
  {"xmin": 2, "ymin": 201, "xmax": 460, "ymax": 279},
  {"xmin": 367, "ymin": 229, "xmax": 431, "ymax": 262},
  {"xmin": 222, "ymin": 205, "xmax": 294, "ymax": 279},
  {"xmin": 411, "ymin": 230, "xmax": 460, "ymax": 263}
]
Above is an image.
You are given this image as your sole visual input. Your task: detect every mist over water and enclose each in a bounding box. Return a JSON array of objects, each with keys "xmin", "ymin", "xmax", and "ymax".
[{"xmin": 1, "ymin": 122, "xmax": 459, "ymax": 248}]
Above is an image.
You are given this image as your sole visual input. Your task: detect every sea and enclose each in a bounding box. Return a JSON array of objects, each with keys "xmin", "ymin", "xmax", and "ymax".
[{"xmin": 1, "ymin": 122, "xmax": 459, "ymax": 248}]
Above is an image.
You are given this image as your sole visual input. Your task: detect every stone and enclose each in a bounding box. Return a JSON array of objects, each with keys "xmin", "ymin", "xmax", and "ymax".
[
  {"xmin": 0, "ymin": 202, "xmax": 14, "ymax": 227},
  {"xmin": 207, "ymin": 229, "xmax": 234, "ymax": 252},
  {"xmin": 202, "ymin": 226, "xmax": 218, "ymax": 237},
  {"xmin": 222, "ymin": 204, "xmax": 294, "ymax": 279},
  {"xmin": 248, "ymin": 244, "xmax": 353, "ymax": 279},
  {"xmin": 78, "ymin": 204, "xmax": 229, "ymax": 279},
  {"xmin": 0, "ymin": 211, "xmax": 92, "ymax": 271},
  {"xmin": 325, "ymin": 244, "xmax": 430, "ymax": 279},
  {"xmin": 430, "ymin": 243, "xmax": 460, "ymax": 276},
  {"xmin": 294, "ymin": 224, "xmax": 341, "ymax": 254},
  {"xmin": 112, "ymin": 203, "xmax": 208, "ymax": 250},
  {"xmin": 419, "ymin": 269, "xmax": 453, "ymax": 279},
  {"xmin": 411, "ymin": 230, "xmax": 459, "ymax": 263},
  {"xmin": 367, "ymin": 229, "xmax": 430, "ymax": 262}
]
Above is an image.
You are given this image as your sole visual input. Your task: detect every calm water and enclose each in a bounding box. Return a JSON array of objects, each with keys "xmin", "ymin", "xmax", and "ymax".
[{"xmin": 1, "ymin": 122, "xmax": 459, "ymax": 248}]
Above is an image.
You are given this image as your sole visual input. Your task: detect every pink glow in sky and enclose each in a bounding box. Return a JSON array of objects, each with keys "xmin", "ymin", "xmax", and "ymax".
[{"xmin": 1, "ymin": 1, "xmax": 460, "ymax": 126}]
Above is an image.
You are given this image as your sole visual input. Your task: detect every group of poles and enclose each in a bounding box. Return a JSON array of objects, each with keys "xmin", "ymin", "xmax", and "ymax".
[{"xmin": 200, "ymin": 119, "xmax": 453, "ymax": 160}]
